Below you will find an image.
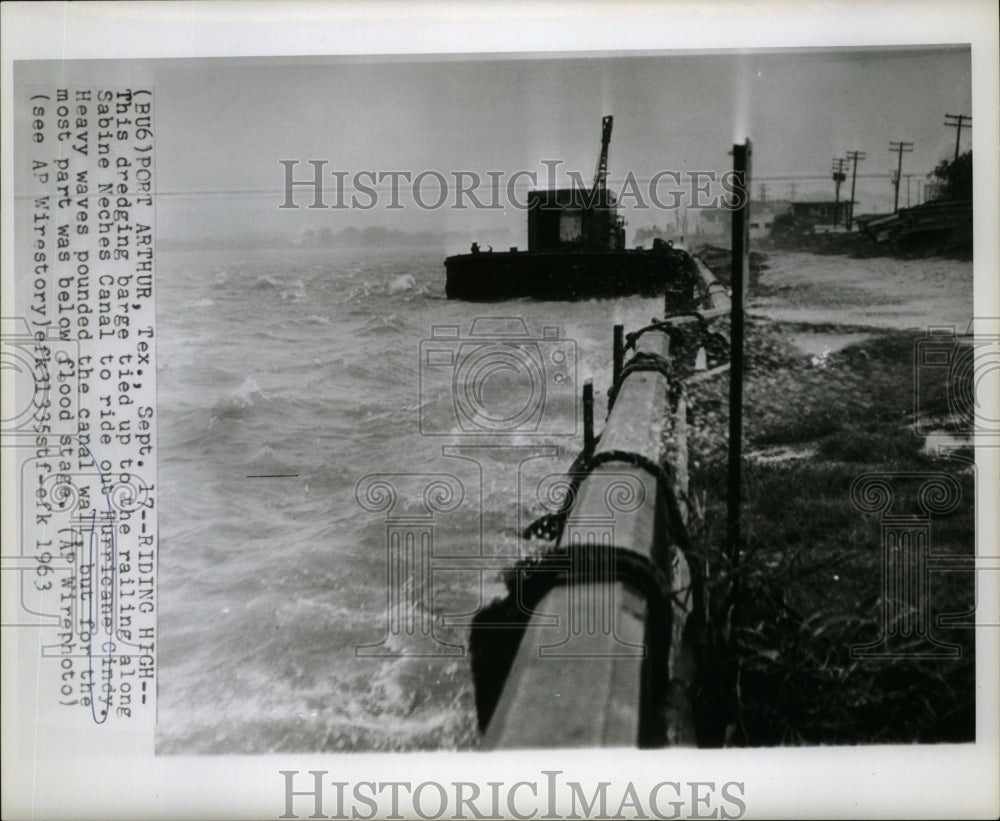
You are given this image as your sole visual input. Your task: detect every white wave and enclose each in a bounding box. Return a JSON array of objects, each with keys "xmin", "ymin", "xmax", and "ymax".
[
  {"xmin": 212, "ymin": 376, "xmax": 265, "ymax": 418},
  {"xmin": 388, "ymin": 274, "xmax": 416, "ymax": 294}
]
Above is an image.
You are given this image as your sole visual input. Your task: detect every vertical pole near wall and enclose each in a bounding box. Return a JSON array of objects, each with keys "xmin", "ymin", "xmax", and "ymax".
[
  {"xmin": 613, "ymin": 324, "xmax": 625, "ymax": 388},
  {"xmin": 583, "ymin": 378, "xmax": 595, "ymax": 456},
  {"xmin": 728, "ymin": 140, "xmax": 751, "ymax": 574}
]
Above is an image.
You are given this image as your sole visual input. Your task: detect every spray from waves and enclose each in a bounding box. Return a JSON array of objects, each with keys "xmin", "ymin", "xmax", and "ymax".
[
  {"xmin": 388, "ymin": 273, "xmax": 416, "ymax": 294},
  {"xmin": 343, "ymin": 274, "xmax": 437, "ymax": 305},
  {"xmin": 157, "ymin": 586, "xmax": 479, "ymax": 753},
  {"xmin": 157, "ymin": 656, "xmax": 477, "ymax": 753},
  {"xmin": 250, "ymin": 273, "xmax": 306, "ymax": 302},
  {"xmin": 386, "ymin": 273, "xmax": 439, "ymax": 299},
  {"xmin": 212, "ymin": 376, "xmax": 266, "ymax": 419}
]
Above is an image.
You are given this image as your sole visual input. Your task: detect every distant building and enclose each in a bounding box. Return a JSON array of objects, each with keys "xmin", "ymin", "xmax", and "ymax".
[
  {"xmin": 695, "ymin": 208, "xmax": 729, "ymax": 236},
  {"xmin": 747, "ymin": 202, "xmax": 794, "ymax": 239},
  {"xmin": 789, "ymin": 200, "xmax": 853, "ymax": 225},
  {"xmin": 923, "ymin": 182, "xmax": 945, "ymax": 202},
  {"xmin": 694, "ymin": 199, "xmax": 794, "ymax": 238}
]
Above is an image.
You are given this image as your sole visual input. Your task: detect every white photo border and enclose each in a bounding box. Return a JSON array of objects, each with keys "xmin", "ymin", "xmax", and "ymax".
[{"xmin": 1, "ymin": 2, "xmax": 997, "ymax": 819}]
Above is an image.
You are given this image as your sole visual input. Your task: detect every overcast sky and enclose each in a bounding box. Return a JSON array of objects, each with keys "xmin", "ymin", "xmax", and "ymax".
[{"xmin": 17, "ymin": 46, "xmax": 972, "ymax": 242}]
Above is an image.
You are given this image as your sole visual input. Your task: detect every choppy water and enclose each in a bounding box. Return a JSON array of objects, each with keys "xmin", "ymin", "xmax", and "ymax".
[
  {"xmin": 155, "ymin": 246, "xmax": 666, "ymax": 753},
  {"xmin": 156, "ymin": 246, "xmax": 972, "ymax": 754}
]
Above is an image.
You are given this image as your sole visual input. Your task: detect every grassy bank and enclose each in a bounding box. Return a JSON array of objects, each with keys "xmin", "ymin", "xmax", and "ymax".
[{"xmin": 682, "ymin": 318, "xmax": 976, "ymax": 746}]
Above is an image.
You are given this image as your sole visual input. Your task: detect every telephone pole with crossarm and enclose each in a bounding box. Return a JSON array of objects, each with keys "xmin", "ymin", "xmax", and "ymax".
[{"xmin": 889, "ymin": 141, "xmax": 914, "ymax": 213}]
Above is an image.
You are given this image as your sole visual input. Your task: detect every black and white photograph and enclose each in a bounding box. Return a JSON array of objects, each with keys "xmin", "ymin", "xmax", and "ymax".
[{"xmin": 2, "ymin": 2, "xmax": 998, "ymax": 819}]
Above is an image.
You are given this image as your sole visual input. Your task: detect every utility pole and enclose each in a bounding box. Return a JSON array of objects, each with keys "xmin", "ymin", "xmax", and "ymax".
[
  {"xmin": 759, "ymin": 182, "xmax": 768, "ymax": 203},
  {"xmin": 831, "ymin": 157, "xmax": 846, "ymax": 228},
  {"xmin": 944, "ymin": 113, "xmax": 972, "ymax": 162},
  {"xmin": 845, "ymin": 150, "xmax": 866, "ymax": 230},
  {"xmin": 788, "ymin": 181, "xmax": 797, "ymax": 201},
  {"xmin": 889, "ymin": 141, "xmax": 914, "ymax": 212}
]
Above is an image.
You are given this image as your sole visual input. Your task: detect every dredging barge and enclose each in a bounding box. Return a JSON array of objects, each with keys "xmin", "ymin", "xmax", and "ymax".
[{"xmin": 445, "ymin": 116, "xmax": 698, "ymax": 302}]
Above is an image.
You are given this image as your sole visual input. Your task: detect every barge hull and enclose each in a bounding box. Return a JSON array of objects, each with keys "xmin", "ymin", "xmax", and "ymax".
[{"xmin": 444, "ymin": 249, "xmax": 698, "ymax": 302}]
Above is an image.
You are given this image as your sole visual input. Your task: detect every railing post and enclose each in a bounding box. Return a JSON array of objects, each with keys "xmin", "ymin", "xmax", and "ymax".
[{"xmin": 613, "ymin": 324, "xmax": 625, "ymax": 387}]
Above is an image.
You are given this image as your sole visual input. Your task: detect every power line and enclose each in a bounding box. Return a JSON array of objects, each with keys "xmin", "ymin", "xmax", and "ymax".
[
  {"xmin": 831, "ymin": 157, "xmax": 847, "ymax": 228},
  {"xmin": 746, "ymin": 171, "xmax": 931, "ymax": 181},
  {"xmin": 845, "ymin": 150, "xmax": 866, "ymax": 230},
  {"xmin": 944, "ymin": 113, "xmax": 972, "ymax": 162}
]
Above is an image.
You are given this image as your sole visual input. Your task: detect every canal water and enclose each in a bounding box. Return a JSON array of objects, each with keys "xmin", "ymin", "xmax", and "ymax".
[
  {"xmin": 155, "ymin": 245, "xmax": 665, "ymax": 753},
  {"xmin": 155, "ymin": 245, "xmax": 971, "ymax": 753}
]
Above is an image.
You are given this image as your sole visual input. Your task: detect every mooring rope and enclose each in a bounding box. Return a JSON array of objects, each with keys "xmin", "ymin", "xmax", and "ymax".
[
  {"xmin": 468, "ymin": 536, "xmax": 681, "ymax": 743},
  {"xmin": 625, "ymin": 312, "xmax": 730, "ymax": 361},
  {"xmin": 523, "ymin": 449, "xmax": 693, "ymax": 557},
  {"xmin": 624, "ymin": 319, "xmax": 687, "ymax": 352},
  {"xmin": 606, "ymin": 351, "xmax": 680, "ymax": 412}
]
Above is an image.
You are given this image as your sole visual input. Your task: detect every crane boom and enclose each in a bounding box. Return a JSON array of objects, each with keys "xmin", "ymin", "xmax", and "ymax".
[{"xmin": 592, "ymin": 115, "xmax": 613, "ymax": 196}]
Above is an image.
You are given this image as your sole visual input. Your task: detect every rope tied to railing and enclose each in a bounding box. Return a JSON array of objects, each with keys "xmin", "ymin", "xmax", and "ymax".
[
  {"xmin": 522, "ymin": 449, "xmax": 693, "ymax": 557},
  {"xmin": 625, "ymin": 320, "xmax": 687, "ymax": 352},
  {"xmin": 624, "ymin": 312, "xmax": 730, "ymax": 363},
  {"xmin": 502, "ymin": 542, "xmax": 690, "ymax": 620},
  {"xmin": 472, "ymin": 446, "xmax": 698, "ymax": 741},
  {"xmin": 469, "ymin": 535, "xmax": 687, "ymax": 743},
  {"xmin": 606, "ymin": 351, "xmax": 681, "ymax": 413}
]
